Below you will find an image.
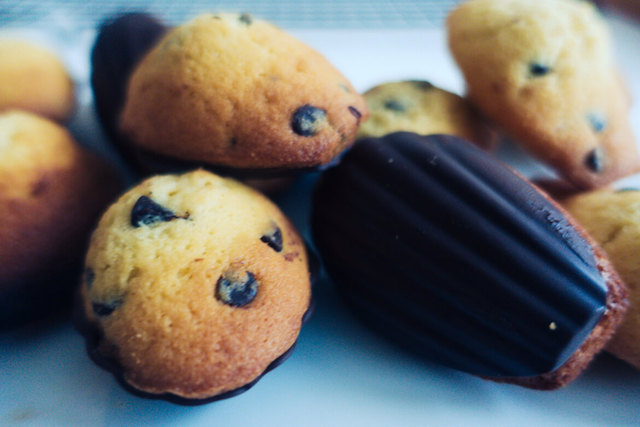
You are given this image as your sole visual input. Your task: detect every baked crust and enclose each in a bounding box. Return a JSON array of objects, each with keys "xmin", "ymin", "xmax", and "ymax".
[
  {"xmin": 448, "ymin": 0, "xmax": 639, "ymax": 189},
  {"xmin": 79, "ymin": 171, "xmax": 313, "ymax": 400},
  {"xmin": 119, "ymin": 13, "xmax": 367, "ymax": 170}
]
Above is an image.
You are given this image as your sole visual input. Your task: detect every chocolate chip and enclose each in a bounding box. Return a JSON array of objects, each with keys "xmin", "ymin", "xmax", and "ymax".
[
  {"xmin": 585, "ymin": 147, "xmax": 605, "ymax": 173},
  {"xmin": 84, "ymin": 268, "xmax": 95, "ymax": 288},
  {"xmin": 216, "ymin": 271, "xmax": 258, "ymax": 307},
  {"xmin": 529, "ymin": 63, "xmax": 551, "ymax": 77},
  {"xmin": 239, "ymin": 13, "xmax": 252, "ymax": 25},
  {"xmin": 230, "ymin": 137, "xmax": 238, "ymax": 146},
  {"xmin": 30, "ymin": 179, "xmax": 48, "ymax": 197},
  {"xmin": 92, "ymin": 299, "xmax": 122, "ymax": 317},
  {"xmin": 587, "ymin": 113, "xmax": 606, "ymax": 133},
  {"xmin": 261, "ymin": 225, "xmax": 283, "ymax": 252},
  {"xmin": 348, "ymin": 106, "xmax": 362, "ymax": 122},
  {"xmin": 384, "ymin": 99, "xmax": 406, "ymax": 112},
  {"xmin": 130, "ymin": 196, "xmax": 177, "ymax": 227},
  {"xmin": 410, "ymin": 80, "xmax": 434, "ymax": 91},
  {"xmin": 291, "ymin": 105, "xmax": 326, "ymax": 136}
]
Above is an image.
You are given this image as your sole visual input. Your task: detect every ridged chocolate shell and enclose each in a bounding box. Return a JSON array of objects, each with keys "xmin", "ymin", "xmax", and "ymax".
[{"xmin": 312, "ymin": 132, "xmax": 610, "ymax": 379}]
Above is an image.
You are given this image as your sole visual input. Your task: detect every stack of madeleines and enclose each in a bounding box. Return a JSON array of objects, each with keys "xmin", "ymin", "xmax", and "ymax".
[
  {"xmin": 0, "ymin": 39, "xmax": 122, "ymax": 329},
  {"xmin": 313, "ymin": 0, "xmax": 640, "ymax": 390},
  {"xmin": 2, "ymin": 0, "xmax": 639, "ymax": 405}
]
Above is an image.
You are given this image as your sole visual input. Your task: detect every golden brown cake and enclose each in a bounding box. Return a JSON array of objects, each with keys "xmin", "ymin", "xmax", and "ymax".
[
  {"xmin": 447, "ymin": 0, "xmax": 639, "ymax": 189},
  {"xmin": 357, "ymin": 80, "xmax": 495, "ymax": 150},
  {"xmin": 119, "ymin": 13, "xmax": 367, "ymax": 171},
  {"xmin": 0, "ymin": 110, "xmax": 121, "ymax": 328},
  {"xmin": 0, "ymin": 40, "xmax": 75, "ymax": 122},
  {"xmin": 78, "ymin": 170, "xmax": 313, "ymax": 402}
]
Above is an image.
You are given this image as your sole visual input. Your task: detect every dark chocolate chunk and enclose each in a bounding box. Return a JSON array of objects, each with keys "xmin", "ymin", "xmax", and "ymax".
[
  {"xmin": 92, "ymin": 300, "xmax": 122, "ymax": 317},
  {"xmin": 130, "ymin": 196, "xmax": 177, "ymax": 227},
  {"xmin": 84, "ymin": 268, "xmax": 95, "ymax": 288},
  {"xmin": 587, "ymin": 113, "xmax": 606, "ymax": 133},
  {"xmin": 348, "ymin": 106, "xmax": 362, "ymax": 122},
  {"xmin": 261, "ymin": 224, "xmax": 283, "ymax": 252},
  {"xmin": 291, "ymin": 105, "xmax": 326, "ymax": 137},
  {"xmin": 239, "ymin": 13, "xmax": 252, "ymax": 25},
  {"xmin": 410, "ymin": 80, "xmax": 434, "ymax": 90},
  {"xmin": 585, "ymin": 147, "xmax": 605, "ymax": 173},
  {"xmin": 383, "ymin": 99, "xmax": 406, "ymax": 112},
  {"xmin": 529, "ymin": 63, "xmax": 551, "ymax": 77},
  {"xmin": 216, "ymin": 271, "xmax": 258, "ymax": 307},
  {"xmin": 311, "ymin": 132, "xmax": 608, "ymax": 381}
]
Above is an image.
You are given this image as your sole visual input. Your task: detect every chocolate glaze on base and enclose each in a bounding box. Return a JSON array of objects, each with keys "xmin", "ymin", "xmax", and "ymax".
[
  {"xmin": 73, "ymin": 246, "xmax": 318, "ymax": 405},
  {"xmin": 488, "ymin": 242, "xmax": 627, "ymax": 389},
  {"xmin": 0, "ymin": 264, "xmax": 79, "ymax": 330},
  {"xmin": 73, "ymin": 295, "xmax": 314, "ymax": 405},
  {"xmin": 130, "ymin": 145, "xmax": 339, "ymax": 180}
]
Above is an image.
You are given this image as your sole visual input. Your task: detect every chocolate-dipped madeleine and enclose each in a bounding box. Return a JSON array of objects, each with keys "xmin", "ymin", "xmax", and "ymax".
[{"xmin": 311, "ymin": 132, "xmax": 627, "ymax": 389}]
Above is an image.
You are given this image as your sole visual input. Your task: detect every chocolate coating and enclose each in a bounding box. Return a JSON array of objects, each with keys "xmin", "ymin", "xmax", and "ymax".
[
  {"xmin": 312, "ymin": 132, "xmax": 608, "ymax": 378},
  {"xmin": 90, "ymin": 12, "xmax": 167, "ymax": 161}
]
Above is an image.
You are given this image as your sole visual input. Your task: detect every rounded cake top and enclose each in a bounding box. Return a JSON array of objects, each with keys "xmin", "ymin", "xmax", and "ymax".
[
  {"xmin": 0, "ymin": 110, "xmax": 78, "ymax": 200},
  {"xmin": 447, "ymin": 0, "xmax": 638, "ymax": 189},
  {"xmin": 0, "ymin": 40, "xmax": 75, "ymax": 122},
  {"xmin": 357, "ymin": 80, "xmax": 495, "ymax": 149},
  {"xmin": 119, "ymin": 13, "xmax": 367, "ymax": 170},
  {"xmin": 0, "ymin": 110, "xmax": 121, "ymax": 289},
  {"xmin": 82, "ymin": 169, "xmax": 312, "ymax": 399}
]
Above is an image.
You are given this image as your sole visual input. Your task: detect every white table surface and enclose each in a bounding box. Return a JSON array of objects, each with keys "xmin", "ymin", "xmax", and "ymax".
[{"xmin": 1, "ymin": 11, "xmax": 640, "ymax": 427}]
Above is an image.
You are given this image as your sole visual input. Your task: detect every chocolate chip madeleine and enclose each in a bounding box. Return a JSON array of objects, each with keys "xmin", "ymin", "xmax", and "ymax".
[
  {"xmin": 92, "ymin": 12, "xmax": 367, "ymax": 178},
  {"xmin": 76, "ymin": 170, "xmax": 313, "ymax": 403}
]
